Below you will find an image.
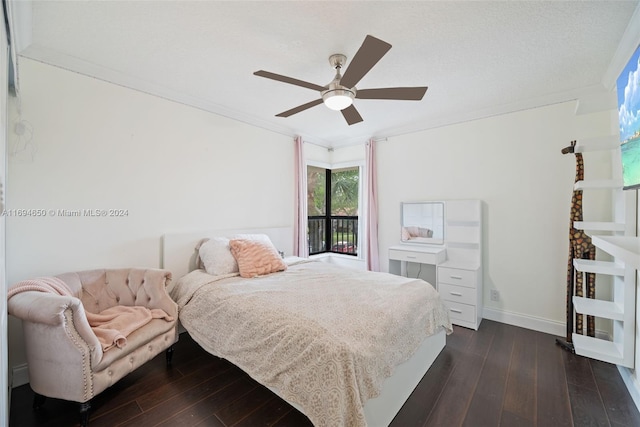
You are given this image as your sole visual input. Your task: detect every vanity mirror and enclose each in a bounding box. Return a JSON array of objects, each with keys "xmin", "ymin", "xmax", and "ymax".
[{"xmin": 401, "ymin": 201, "xmax": 445, "ymax": 245}]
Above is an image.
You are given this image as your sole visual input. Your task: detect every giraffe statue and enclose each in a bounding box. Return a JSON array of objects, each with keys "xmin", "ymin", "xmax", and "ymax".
[{"xmin": 558, "ymin": 140, "xmax": 596, "ymax": 351}]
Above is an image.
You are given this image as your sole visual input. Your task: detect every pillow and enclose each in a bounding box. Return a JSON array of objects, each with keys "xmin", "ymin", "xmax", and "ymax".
[
  {"xmin": 195, "ymin": 238, "xmax": 209, "ymax": 270},
  {"xmin": 229, "ymin": 239, "xmax": 287, "ymax": 278},
  {"xmin": 418, "ymin": 227, "xmax": 433, "ymax": 238},
  {"xmin": 234, "ymin": 233, "xmax": 284, "ymax": 257},
  {"xmin": 401, "ymin": 227, "xmax": 411, "ymax": 240},
  {"xmin": 198, "ymin": 237, "xmax": 239, "ymax": 276},
  {"xmin": 405, "ymin": 226, "xmax": 420, "ymax": 238},
  {"xmin": 234, "ymin": 233, "xmax": 274, "ymax": 246}
]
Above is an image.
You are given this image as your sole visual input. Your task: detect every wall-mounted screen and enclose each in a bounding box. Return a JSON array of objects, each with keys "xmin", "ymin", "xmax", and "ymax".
[
  {"xmin": 617, "ymin": 44, "xmax": 640, "ymax": 190},
  {"xmin": 401, "ymin": 202, "xmax": 444, "ymax": 245}
]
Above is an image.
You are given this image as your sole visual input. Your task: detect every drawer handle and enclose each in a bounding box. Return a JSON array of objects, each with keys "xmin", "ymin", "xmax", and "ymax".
[
  {"xmin": 450, "ymin": 275, "xmax": 463, "ymax": 279},
  {"xmin": 406, "ymin": 255, "xmax": 417, "ymax": 259},
  {"xmin": 450, "ymin": 308, "xmax": 463, "ymax": 313},
  {"xmin": 450, "ymin": 292, "xmax": 463, "ymax": 296}
]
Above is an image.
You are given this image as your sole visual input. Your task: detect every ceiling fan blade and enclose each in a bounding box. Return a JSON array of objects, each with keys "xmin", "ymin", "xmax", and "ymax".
[
  {"xmin": 276, "ymin": 99, "xmax": 324, "ymax": 118},
  {"xmin": 341, "ymin": 105, "xmax": 363, "ymax": 126},
  {"xmin": 254, "ymin": 70, "xmax": 326, "ymax": 92},
  {"xmin": 356, "ymin": 87, "xmax": 428, "ymax": 100},
  {"xmin": 339, "ymin": 35, "xmax": 392, "ymax": 89}
]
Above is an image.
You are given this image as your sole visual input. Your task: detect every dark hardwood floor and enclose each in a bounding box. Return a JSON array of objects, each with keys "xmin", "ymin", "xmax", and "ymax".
[{"xmin": 9, "ymin": 320, "xmax": 640, "ymax": 427}]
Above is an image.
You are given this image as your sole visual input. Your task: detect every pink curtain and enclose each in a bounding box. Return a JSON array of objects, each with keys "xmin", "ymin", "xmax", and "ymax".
[
  {"xmin": 294, "ymin": 136, "xmax": 309, "ymax": 257},
  {"xmin": 366, "ymin": 139, "xmax": 380, "ymax": 271}
]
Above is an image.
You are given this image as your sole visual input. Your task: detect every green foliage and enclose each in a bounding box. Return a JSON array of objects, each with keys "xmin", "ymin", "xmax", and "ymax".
[
  {"xmin": 331, "ymin": 167, "xmax": 359, "ymax": 215},
  {"xmin": 307, "ymin": 166, "xmax": 359, "ymax": 216},
  {"xmin": 307, "ymin": 166, "xmax": 326, "ymax": 216}
]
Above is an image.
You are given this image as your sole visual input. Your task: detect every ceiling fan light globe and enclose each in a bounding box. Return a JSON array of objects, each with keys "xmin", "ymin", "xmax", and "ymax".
[{"xmin": 322, "ymin": 89, "xmax": 355, "ymax": 111}]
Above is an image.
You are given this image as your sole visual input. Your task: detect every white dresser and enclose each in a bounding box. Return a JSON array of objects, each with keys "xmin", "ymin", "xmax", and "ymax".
[
  {"xmin": 437, "ymin": 199, "xmax": 483, "ymax": 330},
  {"xmin": 389, "ymin": 199, "xmax": 483, "ymax": 330},
  {"xmin": 438, "ymin": 263, "xmax": 482, "ymax": 330}
]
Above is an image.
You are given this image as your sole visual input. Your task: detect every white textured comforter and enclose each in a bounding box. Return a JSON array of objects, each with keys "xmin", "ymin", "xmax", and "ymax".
[{"xmin": 170, "ymin": 258, "xmax": 452, "ymax": 427}]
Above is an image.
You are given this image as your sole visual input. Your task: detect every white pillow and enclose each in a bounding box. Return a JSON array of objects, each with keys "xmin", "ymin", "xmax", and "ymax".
[{"xmin": 198, "ymin": 237, "xmax": 239, "ymax": 276}]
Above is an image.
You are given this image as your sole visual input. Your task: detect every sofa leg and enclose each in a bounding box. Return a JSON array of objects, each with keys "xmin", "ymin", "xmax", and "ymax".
[
  {"xmin": 79, "ymin": 400, "xmax": 91, "ymax": 427},
  {"xmin": 32, "ymin": 393, "xmax": 46, "ymax": 410},
  {"xmin": 166, "ymin": 345, "xmax": 174, "ymax": 367}
]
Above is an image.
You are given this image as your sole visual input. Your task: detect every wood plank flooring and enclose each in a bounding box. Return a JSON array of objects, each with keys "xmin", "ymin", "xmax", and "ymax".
[{"xmin": 9, "ymin": 320, "xmax": 640, "ymax": 426}]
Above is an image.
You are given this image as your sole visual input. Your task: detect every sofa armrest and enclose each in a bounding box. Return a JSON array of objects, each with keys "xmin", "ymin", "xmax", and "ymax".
[{"xmin": 8, "ymin": 292, "xmax": 103, "ymax": 366}]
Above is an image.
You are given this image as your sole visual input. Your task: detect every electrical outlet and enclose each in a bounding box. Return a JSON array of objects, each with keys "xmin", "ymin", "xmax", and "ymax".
[{"xmin": 490, "ymin": 289, "xmax": 500, "ymax": 302}]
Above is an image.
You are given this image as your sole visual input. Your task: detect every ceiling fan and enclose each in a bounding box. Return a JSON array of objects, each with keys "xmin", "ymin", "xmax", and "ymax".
[{"xmin": 254, "ymin": 35, "xmax": 428, "ymax": 126}]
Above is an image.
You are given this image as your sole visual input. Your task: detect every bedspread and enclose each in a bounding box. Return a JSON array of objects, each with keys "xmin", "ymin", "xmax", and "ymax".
[{"xmin": 170, "ymin": 259, "xmax": 452, "ymax": 427}]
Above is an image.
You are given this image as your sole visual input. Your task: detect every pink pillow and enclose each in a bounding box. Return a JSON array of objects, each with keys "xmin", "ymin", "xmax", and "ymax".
[
  {"xmin": 401, "ymin": 227, "xmax": 411, "ymax": 240},
  {"xmin": 229, "ymin": 239, "xmax": 287, "ymax": 278}
]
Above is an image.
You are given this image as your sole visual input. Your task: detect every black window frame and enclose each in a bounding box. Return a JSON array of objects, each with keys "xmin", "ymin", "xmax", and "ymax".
[{"xmin": 308, "ymin": 167, "xmax": 359, "ymax": 256}]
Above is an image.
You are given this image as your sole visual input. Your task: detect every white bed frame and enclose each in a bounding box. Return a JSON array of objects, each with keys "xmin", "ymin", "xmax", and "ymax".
[{"xmin": 162, "ymin": 227, "xmax": 446, "ymax": 427}]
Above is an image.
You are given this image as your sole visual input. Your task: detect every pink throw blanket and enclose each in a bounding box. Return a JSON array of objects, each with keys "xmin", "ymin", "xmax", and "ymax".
[{"xmin": 8, "ymin": 277, "xmax": 174, "ymax": 352}]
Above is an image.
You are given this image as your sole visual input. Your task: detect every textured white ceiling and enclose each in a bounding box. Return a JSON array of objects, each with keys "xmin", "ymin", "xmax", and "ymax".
[{"xmin": 12, "ymin": 1, "xmax": 640, "ymax": 148}]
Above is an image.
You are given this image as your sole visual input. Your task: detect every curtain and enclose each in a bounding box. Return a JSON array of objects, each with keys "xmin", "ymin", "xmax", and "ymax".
[
  {"xmin": 294, "ymin": 136, "xmax": 309, "ymax": 257},
  {"xmin": 366, "ymin": 139, "xmax": 380, "ymax": 271}
]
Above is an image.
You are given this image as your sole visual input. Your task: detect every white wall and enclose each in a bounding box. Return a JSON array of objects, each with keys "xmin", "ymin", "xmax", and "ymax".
[
  {"xmin": 304, "ymin": 142, "xmax": 331, "ymax": 164},
  {"xmin": 331, "ymin": 143, "xmax": 365, "ymax": 164},
  {"xmin": 377, "ymin": 101, "xmax": 615, "ymax": 333},
  {"xmin": 7, "ymin": 58, "xmax": 294, "ymax": 379}
]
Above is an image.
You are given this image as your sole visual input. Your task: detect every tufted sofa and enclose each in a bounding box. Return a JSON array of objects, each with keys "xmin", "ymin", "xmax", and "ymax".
[{"xmin": 8, "ymin": 268, "xmax": 179, "ymax": 426}]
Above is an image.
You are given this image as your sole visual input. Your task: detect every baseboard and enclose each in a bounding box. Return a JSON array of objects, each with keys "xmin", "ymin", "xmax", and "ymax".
[
  {"xmin": 483, "ymin": 307, "xmax": 565, "ymax": 336},
  {"xmin": 11, "ymin": 363, "xmax": 29, "ymax": 388},
  {"xmin": 482, "ymin": 307, "xmax": 612, "ymax": 340},
  {"xmin": 618, "ymin": 366, "xmax": 640, "ymax": 414}
]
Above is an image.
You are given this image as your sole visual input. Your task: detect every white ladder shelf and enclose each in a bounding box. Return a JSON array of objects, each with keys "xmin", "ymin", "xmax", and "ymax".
[
  {"xmin": 572, "ymin": 235, "xmax": 637, "ymax": 366},
  {"xmin": 569, "ymin": 137, "xmax": 637, "ymax": 368},
  {"xmin": 572, "ymin": 259, "xmax": 625, "ymax": 276}
]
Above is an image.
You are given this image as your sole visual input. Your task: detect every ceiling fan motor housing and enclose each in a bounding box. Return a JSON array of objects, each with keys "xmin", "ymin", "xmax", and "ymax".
[
  {"xmin": 329, "ymin": 54, "xmax": 347, "ymax": 70},
  {"xmin": 322, "ymin": 54, "xmax": 356, "ymax": 110}
]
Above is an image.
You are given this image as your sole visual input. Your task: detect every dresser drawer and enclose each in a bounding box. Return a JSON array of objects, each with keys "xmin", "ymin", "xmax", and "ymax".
[
  {"xmin": 443, "ymin": 301, "xmax": 476, "ymax": 324},
  {"xmin": 389, "ymin": 248, "xmax": 443, "ymax": 264},
  {"xmin": 438, "ymin": 267, "xmax": 478, "ymax": 288},
  {"xmin": 438, "ymin": 283, "xmax": 476, "ymax": 305}
]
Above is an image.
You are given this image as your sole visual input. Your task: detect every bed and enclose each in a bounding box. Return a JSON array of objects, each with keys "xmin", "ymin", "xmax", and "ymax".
[{"xmin": 162, "ymin": 227, "xmax": 452, "ymax": 427}]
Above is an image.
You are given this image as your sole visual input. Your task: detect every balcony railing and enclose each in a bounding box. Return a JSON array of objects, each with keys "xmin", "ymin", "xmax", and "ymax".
[
  {"xmin": 308, "ymin": 217, "xmax": 326, "ymax": 254},
  {"xmin": 308, "ymin": 216, "xmax": 358, "ymax": 256}
]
